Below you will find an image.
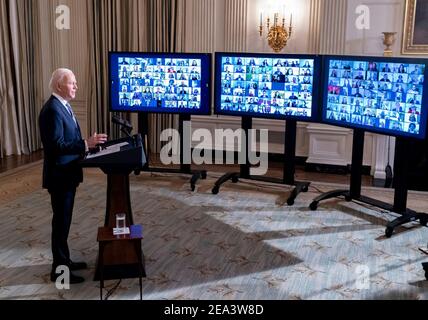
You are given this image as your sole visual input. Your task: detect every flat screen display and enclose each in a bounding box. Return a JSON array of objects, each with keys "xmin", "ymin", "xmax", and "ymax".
[
  {"xmin": 214, "ymin": 52, "xmax": 321, "ymax": 121},
  {"xmin": 109, "ymin": 52, "xmax": 211, "ymax": 115},
  {"xmin": 322, "ymin": 55, "xmax": 428, "ymax": 139}
]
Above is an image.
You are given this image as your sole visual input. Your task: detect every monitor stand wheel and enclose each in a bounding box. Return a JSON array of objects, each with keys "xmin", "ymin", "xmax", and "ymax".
[
  {"xmin": 422, "ymin": 262, "xmax": 428, "ymax": 281},
  {"xmin": 211, "ymin": 172, "xmax": 239, "ymax": 195},
  {"xmin": 385, "ymin": 226, "xmax": 394, "ymax": 238},
  {"xmin": 190, "ymin": 174, "xmax": 198, "ymax": 192},
  {"xmin": 420, "ymin": 215, "xmax": 428, "ymax": 227},
  {"xmin": 212, "ymin": 185, "xmax": 220, "ymax": 195},
  {"xmin": 309, "ymin": 201, "xmax": 319, "ymax": 211},
  {"xmin": 286, "ymin": 181, "xmax": 310, "ymax": 206},
  {"xmin": 309, "ymin": 189, "xmax": 350, "ymax": 211},
  {"xmin": 385, "ymin": 212, "xmax": 428, "ymax": 238},
  {"xmin": 190, "ymin": 170, "xmax": 207, "ymax": 192}
]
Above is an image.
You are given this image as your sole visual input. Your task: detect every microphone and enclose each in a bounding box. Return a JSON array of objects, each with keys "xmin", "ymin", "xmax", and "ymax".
[
  {"xmin": 112, "ymin": 115, "xmax": 133, "ymax": 139},
  {"xmin": 112, "ymin": 115, "xmax": 133, "ymax": 130}
]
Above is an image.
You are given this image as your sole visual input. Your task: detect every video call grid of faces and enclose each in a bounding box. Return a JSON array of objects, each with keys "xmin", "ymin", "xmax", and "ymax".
[
  {"xmin": 219, "ymin": 56, "xmax": 315, "ymax": 118},
  {"xmin": 117, "ymin": 57, "xmax": 203, "ymax": 110},
  {"xmin": 326, "ymin": 60, "xmax": 425, "ymax": 135}
]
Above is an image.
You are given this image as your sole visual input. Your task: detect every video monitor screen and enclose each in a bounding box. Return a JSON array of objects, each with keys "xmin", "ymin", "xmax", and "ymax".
[
  {"xmin": 322, "ymin": 56, "xmax": 428, "ymax": 139},
  {"xmin": 214, "ymin": 52, "xmax": 321, "ymax": 121},
  {"xmin": 109, "ymin": 52, "xmax": 211, "ymax": 115}
]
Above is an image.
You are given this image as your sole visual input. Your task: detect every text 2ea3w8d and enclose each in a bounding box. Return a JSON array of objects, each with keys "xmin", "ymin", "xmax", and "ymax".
[{"xmin": 208, "ymin": 304, "xmax": 263, "ymax": 315}]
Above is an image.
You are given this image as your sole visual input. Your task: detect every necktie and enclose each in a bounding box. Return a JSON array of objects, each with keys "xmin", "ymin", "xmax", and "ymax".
[{"xmin": 65, "ymin": 103, "xmax": 77, "ymax": 125}]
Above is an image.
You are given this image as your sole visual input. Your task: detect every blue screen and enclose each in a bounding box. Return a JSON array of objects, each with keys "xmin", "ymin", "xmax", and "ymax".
[
  {"xmin": 322, "ymin": 56, "xmax": 428, "ymax": 139},
  {"xmin": 214, "ymin": 53, "xmax": 321, "ymax": 121},
  {"xmin": 109, "ymin": 52, "xmax": 211, "ymax": 115}
]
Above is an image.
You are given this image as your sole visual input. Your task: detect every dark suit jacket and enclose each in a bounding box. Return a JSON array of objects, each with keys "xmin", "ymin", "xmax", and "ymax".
[{"xmin": 39, "ymin": 96, "xmax": 86, "ymax": 191}]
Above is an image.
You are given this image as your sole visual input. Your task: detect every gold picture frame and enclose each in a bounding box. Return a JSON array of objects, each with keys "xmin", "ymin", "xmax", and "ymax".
[{"xmin": 402, "ymin": 0, "xmax": 428, "ymax": 55}]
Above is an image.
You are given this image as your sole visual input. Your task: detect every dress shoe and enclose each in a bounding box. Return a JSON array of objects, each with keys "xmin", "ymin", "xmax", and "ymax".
[
  {"xmin": 50, "ymin": 271, "xmax": 85, "ymax": 284},
  {"xmin": 68, "ymin": 261, "xmax": 88, "ymax": 271}
]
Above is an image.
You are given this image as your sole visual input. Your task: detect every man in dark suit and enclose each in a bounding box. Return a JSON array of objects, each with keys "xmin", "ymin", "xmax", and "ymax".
[{"xmin": 39, "ymin": 68, "xmax": 108, "ymax": 284}]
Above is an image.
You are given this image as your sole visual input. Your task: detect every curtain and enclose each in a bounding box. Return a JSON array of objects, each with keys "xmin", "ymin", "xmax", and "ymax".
[
  {"xmin": 88, "ymin": 0, "xmax": 122, "ymax": 140},
  {"xmin": 146, "ymin": 0, "xmax": 186, "ymax": 153},
  {"xmin": 87, "ymin": 0, "xmax": 149, "ymax": 140},
  {"xmin": 87, "ymin": 0, "xmax": 186, "ymax": 153},
  {"xmin": 0, "ymin": 0, "xmax": 42, "ymax": 158}
]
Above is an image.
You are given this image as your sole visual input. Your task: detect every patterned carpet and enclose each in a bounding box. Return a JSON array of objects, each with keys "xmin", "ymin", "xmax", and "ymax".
[{"xmin": 0, "ymin": 162, "xmax": 427, "ymax": 300}]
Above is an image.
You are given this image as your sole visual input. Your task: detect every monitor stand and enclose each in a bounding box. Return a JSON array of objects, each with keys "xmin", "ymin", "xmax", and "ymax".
[
  {"xmin": 309, "ymin": 129, "xmax": 427, "ymax": 237},
  {"xmin": 211, "ymin": 116, "xmax": 310, "ymax": 206},
  {"xmin": 422, "ymin": 262, "xmax": 428, "ymax": 281},
  {"xmin": 138, "ymin": 113, "xmax": 207, "ymax": 191}
]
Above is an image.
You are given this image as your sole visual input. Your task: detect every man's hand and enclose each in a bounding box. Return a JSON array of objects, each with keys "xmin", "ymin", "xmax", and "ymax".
[{"xmin": 86, "ymin": 132, "xmax": 108, "ymax": 149}]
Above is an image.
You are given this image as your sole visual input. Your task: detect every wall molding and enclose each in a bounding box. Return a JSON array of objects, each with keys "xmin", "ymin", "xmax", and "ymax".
[{"xmin": 224, "ymin": 0, "xmax": 248, "ymax": 52}]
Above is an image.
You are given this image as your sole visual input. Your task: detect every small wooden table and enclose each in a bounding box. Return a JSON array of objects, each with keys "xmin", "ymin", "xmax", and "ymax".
[{"xmin": 97, "ymin": 225, "xmax": 145, "ymax": 300}]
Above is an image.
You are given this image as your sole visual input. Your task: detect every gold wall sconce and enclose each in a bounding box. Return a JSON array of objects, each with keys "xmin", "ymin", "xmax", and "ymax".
[{"xmin": 259, "ymin": 12, "xmax": 293, "ymax": 53}]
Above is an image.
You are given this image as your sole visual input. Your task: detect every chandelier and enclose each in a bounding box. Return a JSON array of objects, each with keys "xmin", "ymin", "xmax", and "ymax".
[{"xmin": 259, "ymin": 12, "xmax": 293, "ymax": 53}]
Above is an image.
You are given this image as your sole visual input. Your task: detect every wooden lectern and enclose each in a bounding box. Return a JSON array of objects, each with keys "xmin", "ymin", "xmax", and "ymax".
[{"xmin": 81, "ymin": 134, "xmax": 147, "ymax": 281}]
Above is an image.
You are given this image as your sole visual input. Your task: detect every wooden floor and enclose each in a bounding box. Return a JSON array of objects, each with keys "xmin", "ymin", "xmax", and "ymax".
[
  {"xmin": 0, "ymin": 150, "xmax": 373, "ymax": 186},
  {"xmin": 0, "ymin": 150, "xmax": 44, "ymax": 175}
]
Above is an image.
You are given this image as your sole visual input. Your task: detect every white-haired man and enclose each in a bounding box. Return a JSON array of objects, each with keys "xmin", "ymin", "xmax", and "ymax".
[{"xmin": 39, "ymin": 68, "xmax": 108, "ymax": 284}]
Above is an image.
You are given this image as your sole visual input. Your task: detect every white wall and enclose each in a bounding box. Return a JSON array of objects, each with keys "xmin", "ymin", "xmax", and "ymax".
[
  {"xmin": 246, "ymin": 0, "xmax": 311, "ymax": 54},
  {"xmin": 345, "ymin": 0, "xmax": 405, "ymax": 56},
  {"xmin": 344, "ymin": 0, "xmax": 407, "ymax": 178}
]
